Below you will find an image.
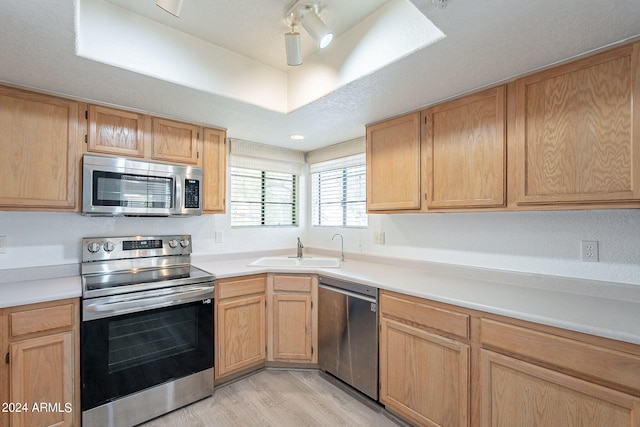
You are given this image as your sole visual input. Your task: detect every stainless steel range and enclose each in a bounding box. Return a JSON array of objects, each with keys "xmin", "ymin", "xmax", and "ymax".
[{"xmin": 80, "ymin": 234, "xmax": 215, "ymax": 427}]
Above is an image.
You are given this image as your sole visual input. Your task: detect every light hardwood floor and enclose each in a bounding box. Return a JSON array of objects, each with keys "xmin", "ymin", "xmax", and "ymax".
[{"xmin": 140, "ymin": 369, "xmax": 401, "ymax": 427}]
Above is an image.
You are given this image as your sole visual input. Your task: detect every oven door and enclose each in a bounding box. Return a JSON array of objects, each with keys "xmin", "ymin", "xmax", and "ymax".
[{"xmin": 81, "ymin": 287, "xmax": 214, "ymax": 411}]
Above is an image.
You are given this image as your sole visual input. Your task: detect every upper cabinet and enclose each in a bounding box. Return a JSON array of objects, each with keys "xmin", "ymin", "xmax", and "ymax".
[
  {"xmin": 202, "ymin": 127, "xmax": 227, "ymax": 213},
  {"xmin": 512, "ymin": 43, "xmax": 640, "ymax": 206},
  {"xmin": 423, "ymin": 86, "xmax": 506, "ymax": 209},
  {"xmin": 84, "ymin": 104, "xmax": 227, "ymax": 214},
  {"xmin": 87, "ymin": 105, "xmax": 145, "ymax": 158},
  {"xmin": 151, "ymin": 117, "xmax": 201, "ymax": 166},
  {"xmin": 368, "ymin": 41, "xmax": 640, "ymax": 214},
  {"xmin": 0, "ymin": 86, "xmax": 81, "ymax": 211},
  {"xmin": 366, "ymin": 112, "xmax": 422, "ymax": 211}
]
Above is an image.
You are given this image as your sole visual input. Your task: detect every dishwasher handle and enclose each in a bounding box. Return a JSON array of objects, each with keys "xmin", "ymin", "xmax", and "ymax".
[{"xmin": 319, "ymin": 283, "xmax": 377, "ymax": 304}]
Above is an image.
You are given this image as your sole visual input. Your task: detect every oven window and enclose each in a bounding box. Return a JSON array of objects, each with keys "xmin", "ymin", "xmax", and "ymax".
[
  {"xmin": 92, "ymin": 171, "xmax": 173, "ymax": 208},
  {"xmin": 108, "ymin": 306, "xmax": 198, "ymax": 373},
  {"xmin": 81, "ymin": 300, "xmax": 213, "ymax": 411}
]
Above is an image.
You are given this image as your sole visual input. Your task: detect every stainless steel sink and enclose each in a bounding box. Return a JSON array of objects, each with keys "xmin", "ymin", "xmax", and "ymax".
[{"xmin": 248, "ymin": 256, "xmax": 341, "ymax": 268}]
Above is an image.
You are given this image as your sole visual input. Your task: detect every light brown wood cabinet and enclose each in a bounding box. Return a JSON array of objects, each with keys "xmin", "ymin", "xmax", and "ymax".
[
  {"xmin": 511, "ymin": 43, "xmax": 640, "ymax": 207},
  {"xmin": 202, "ymin": 127, "xmax": 227, "ymax": 213},
  {"xmin": 379, "ymin": 290, "xmax": 470, "ymax": 427},
  {"xmin": 423, "ymin": 86, "xmax": 506, "ymax": 209},
  {"xmin": 0, "ymin": 86, "xmax": 81, "ymax": 211},
  {"xmin": 267, "ymin": 274, "xmax": 318, "ymax": 364},
  {"xmin": 87, "ymin": 105, "xmax": 145, "ymax": 158},
  {"xmin": 379, "ymin": 290, "xmax": 640, "ymax": 427},
  {"xmin": 481, "ymin": 318, "xmax": 640, "ymax": 427},
  {"xmin": 1, "ymin": 298, "xmax": 80, "ymax": 427},
  {"xmin": 366, "ymin": 112, "xmax": 422, "ymax": 211},
  {"xmin": 214, "ymin": 275, "xmax": 266, "ymax": 380},
  {"xmin": 368, "ymin": 41, "xmax": 640, "ymax": 214},
  {"xmin": 481, "ymin": 350, "xmax": 640, "ymax": 427},
  {"xmin": 151, "ymin": 117, "xmax": 201, "ymax": 166},
  {"xmin": 84, "ymin": 103, "xmax": 227, "ymax": 213}
]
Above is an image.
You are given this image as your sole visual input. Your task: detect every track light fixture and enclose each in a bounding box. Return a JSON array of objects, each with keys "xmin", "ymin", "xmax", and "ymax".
[
  {"xmin": 285, "ymin": 19, "xmax": 302, "ymax": 66},
  {"xmin": 156, "ymin": 0, "xmax": 184, "ymax": 17},
  {"xmin": 284, "ymin": 1, "xmax": 334, "ymax": 66},
  {"xmin": 301, "ymin": 8, "xmax": 333, "ymax": 49}
]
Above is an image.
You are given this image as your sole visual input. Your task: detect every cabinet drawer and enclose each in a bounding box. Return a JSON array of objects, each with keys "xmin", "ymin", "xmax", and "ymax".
[
  {"xmin": 272, "ymin": 275, "xmax": 313, "ymax": 293},
  {"xmin": 218, "ymin": 275, "xmax": 266, "ymax": 300},
  {"xmin": 380, "ymin": 291, "xmax": 469, "ymax": 339},
  {"xmin": 481, "ymin": 318, "xmax": 640, "ymax": 393},
  {"xmin": 10, "ymin": 303, "xmax": 75, "ymax": 338}
]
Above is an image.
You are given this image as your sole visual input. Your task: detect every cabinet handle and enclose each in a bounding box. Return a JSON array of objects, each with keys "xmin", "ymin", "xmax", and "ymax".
[{"xmin": 5, "ymin": 352, "xmax": 8, "ymax": 364}]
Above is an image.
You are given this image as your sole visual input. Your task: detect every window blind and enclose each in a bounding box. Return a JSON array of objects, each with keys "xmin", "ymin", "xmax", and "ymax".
[
  {"xmin": 310, "ymin": 153, "xmax": 367, "ymax": 228},
  {"xmin": 229, "ymin": 139, "xmax": 302, "ymax": 227}
]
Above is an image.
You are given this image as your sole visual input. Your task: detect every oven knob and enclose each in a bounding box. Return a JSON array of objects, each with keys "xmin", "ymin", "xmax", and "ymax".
[
  {"xmin": 180, "ymin": 239, "xmax": 190, "ymax": 248},
  {"xmin": 169, "ymin": 239, "xmax": 179, "ymax": 248},
  {"xmin": 87, "ymin": 242, "xmax": 101, "ymax": 253},
  {"xmin": 103, "ymin": 241, "xmax": 115, "ymax": 252}
]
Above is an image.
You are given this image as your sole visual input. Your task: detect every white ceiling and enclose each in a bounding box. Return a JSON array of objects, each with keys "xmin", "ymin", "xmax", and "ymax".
[
  {"xmin": 105, "ymin": 0, "xmax": 392, "ymax": 72},
  {"xmin": 1, "ymin": 0, "xmax": 639, "ymax": 151}
]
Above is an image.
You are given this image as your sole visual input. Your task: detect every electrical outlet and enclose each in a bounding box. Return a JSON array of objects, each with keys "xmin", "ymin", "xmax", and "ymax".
[
  {"xmin": 214, "ymin": 231, "xmax": 224, "ymax": 243},
  {"xmin": 374, "ymin": 232, "xmax": 385, "ymax": 245},
  {"xmin": 581, "ymin": 240, "xmax": 599, "ymax": 262},
  {"xmin": 0, "ymin": 236, "xmax": 6, "ymax": 254}
]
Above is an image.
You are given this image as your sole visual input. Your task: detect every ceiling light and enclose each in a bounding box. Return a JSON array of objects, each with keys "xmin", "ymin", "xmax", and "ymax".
[
  {"xmin": 157, "ymin": 0, "xmax": 184, "ymax": 17},
  {"xmin": 284, "ymin": 1, "xmax": 334, "ymax": 65},
  {"xmin": 301, "ymin": 9, "xmax": 333, "ymax": 49},
  {"xmin": 290, "ymin": 134, "xmax": 305, "ymax": 140},
  {"xmin": 285, "ymin": 21, "xmax": 302, "ymax": 66}
]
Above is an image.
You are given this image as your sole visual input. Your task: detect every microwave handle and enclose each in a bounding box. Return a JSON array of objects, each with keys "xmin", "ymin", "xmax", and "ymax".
[{"xmin": 174, "ymin": 175, "xmax": 181, "ymax": 210}]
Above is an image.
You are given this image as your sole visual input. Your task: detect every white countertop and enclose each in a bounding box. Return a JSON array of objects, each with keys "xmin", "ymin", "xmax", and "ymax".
[
  {"xmin": 1, "ymin": 254, "xmax": 639, "ymax": 346},
  {"xmin": 194, "ymin": 254, "xmax": 640, "ymax": 346},
  {"xmin": 0, "ymin": 275, "xmax": 82, "ymax": 308}
]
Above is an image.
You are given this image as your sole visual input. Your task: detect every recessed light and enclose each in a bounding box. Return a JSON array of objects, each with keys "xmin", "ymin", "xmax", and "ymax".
[{"xmin": 290, "ymin": 134, "xmax": 305, "ymax": 140}]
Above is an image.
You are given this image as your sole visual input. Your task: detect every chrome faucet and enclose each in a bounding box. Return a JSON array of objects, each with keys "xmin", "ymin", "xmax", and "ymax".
[
  {"xmin": 297, "ymin": 237, "xmax": 304, "ymax": 258},
  {"xmin": 332, "ymin": 233, "xmax": 344, "ymax": 262}
]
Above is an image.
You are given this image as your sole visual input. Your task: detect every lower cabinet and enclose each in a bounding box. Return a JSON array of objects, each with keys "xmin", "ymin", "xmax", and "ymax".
[
  {"xmin": 214, "ymin": 274, "xmax": 267, "ymax": 380},
  {"xmin": 480, "ymin": 317, "xmax": 640, "ymax": 427},
  {"xmin": 481, "ymin": 349, "xmax": 640, "ymax": 427},
  {"xmin": 379, "ymin": 290, "xmax": 470, "ymax": 427},
  {"xmin": 1, "ymin": 298, "xmax": 80, "ymax": 427},
  {"xmin": 267, "ymin": 274, "xmax": 318, "ymax": 364}
]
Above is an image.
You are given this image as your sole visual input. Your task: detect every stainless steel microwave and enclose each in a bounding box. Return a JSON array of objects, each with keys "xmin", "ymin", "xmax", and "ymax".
[{"xmin": 82, "ymin": 154, "xmax": 203, "ymax": 217}]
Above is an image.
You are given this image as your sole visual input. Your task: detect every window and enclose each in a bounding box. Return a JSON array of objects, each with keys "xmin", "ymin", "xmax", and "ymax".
[
  {"xmin": 311, "ymin": 154, "xmax": 367, "ymax": 227},
  {"xmin": 230, "ymin": 167, "xmax": 298, "ymax": 227}
]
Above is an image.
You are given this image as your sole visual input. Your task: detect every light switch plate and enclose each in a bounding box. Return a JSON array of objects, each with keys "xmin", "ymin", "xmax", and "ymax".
[{"xmin": 0, "ymin": 236, "xmax": 6, "ymax": 254}]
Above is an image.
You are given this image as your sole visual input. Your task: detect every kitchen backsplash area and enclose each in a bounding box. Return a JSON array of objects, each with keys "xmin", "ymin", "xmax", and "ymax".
[
  {"xmin": 308, "ymin": 208, "xmax": 640, "ymax": 286},
  {"xmin": 1, "ymin": 207, "xmax": 639, "ymax": 286}
]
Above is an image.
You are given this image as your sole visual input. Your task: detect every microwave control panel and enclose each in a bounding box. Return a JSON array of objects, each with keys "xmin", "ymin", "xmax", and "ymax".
[{"xmin": 184, "ymin": 179, "xmax": 200, "ymax": 208}]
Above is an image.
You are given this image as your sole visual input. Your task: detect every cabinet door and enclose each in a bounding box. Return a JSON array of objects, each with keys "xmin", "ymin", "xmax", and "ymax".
[
  {"xmin": 272, "ymin": 293, "xmax": 313, "ymax": 361},
  {"xmin": 380, "ymin": 317, "xmax": 469, "ymax": 427},
  {"xmin": 424, "ymin": 87, "xmax": 506, "ymax": 209},
  {"xmin": 513, "ymin": 43, "xmax": 640, "ymax": 205},
  {"xmin": 202, "ymin": 128, "xmax": 226, "ymax": 213},
  {"xmin": 151, "ymin": 117, "xmax": 200, "ymax": 165},
  {"xmin": 10, "ymin": 332, "xmax": 75, "ymax": 427},
  {"xmin": 0, "ymin": 87, "xmax": 79, "ymax": 210},
  {"xmin": 87, "ymin": 105, "xmax": 145, "ymax": 157},
  {"xmin": 366, "ymin": 113, "xmax": 421, "ymax": 211},
  {"xmin": 481, "ymin": 349, "xmax": 640, "ymax": 427},
  {"xmin": 216, "ymin": 294, "xmax": 266, "ymax": 378}
]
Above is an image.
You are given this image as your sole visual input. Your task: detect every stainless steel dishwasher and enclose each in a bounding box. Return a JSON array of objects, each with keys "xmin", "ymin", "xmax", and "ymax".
[{"xmin": 318, "ymin": 276, "xmax": 378, "ymax": 400}]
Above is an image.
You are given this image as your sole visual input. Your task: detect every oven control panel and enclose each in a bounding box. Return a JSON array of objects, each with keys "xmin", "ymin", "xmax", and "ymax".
[{"xmin": 82, "ymin": 235, "xmax": 192, "ymax": 262}]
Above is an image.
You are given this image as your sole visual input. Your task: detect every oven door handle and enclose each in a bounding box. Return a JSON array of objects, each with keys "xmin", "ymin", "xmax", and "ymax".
[{"xmin": 84, "ymin": 286, "xmax": 213, "ymax": 317}]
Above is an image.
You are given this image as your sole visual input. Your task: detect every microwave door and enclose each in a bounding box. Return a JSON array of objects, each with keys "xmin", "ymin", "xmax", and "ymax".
[{"xmin": 87, "ymin": 171, "xmax": 174, "ymax": 216}]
